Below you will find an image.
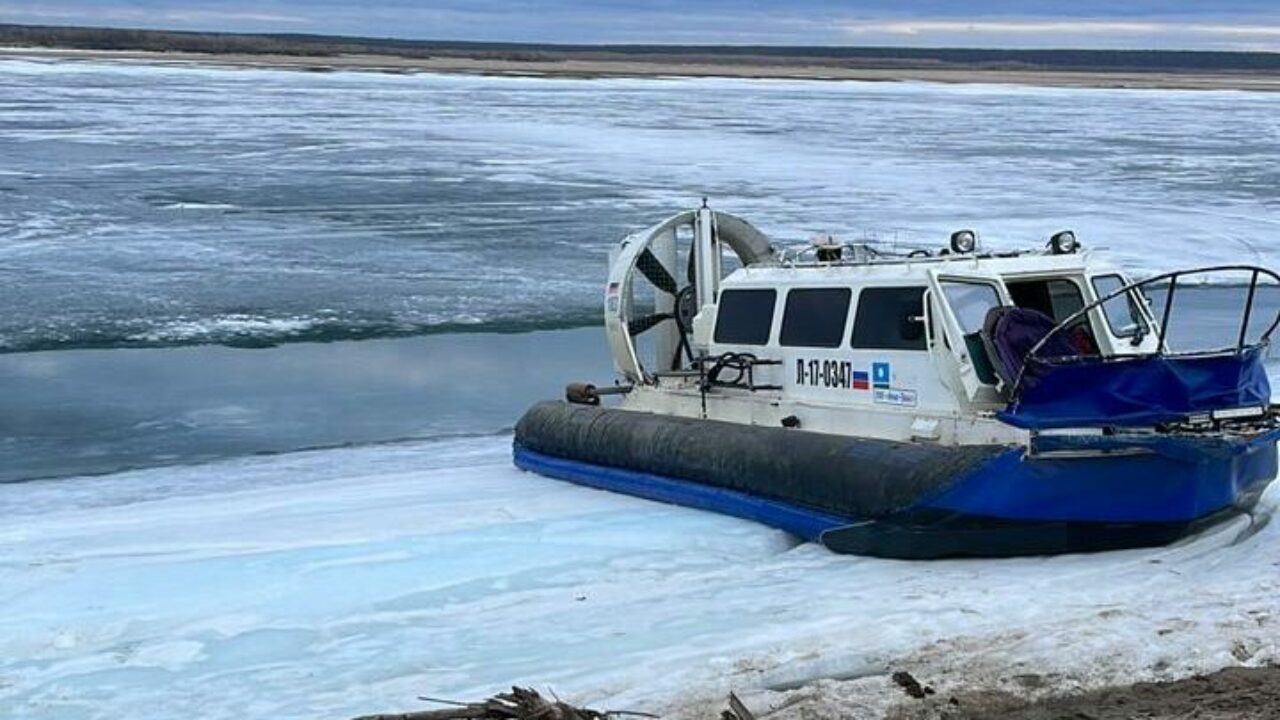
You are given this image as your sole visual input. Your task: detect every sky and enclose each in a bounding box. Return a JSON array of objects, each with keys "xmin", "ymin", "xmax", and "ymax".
[{"xmin": 2, "ymin": 1, "xmax": 1280, "ymax": 50}]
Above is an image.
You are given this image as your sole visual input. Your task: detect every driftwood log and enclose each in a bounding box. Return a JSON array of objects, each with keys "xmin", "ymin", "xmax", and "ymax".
[
  {"xmin": 721, "ymin": 692, "xmax": 756, "ymax": 720},
  {"xmin": 352, "ymin": 687, "xmax": 618, "ymax": 720}
]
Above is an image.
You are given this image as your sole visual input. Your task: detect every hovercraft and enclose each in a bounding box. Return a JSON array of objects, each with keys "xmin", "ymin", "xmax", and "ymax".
[{"xmin": 514, "ymin": 204, "xmax": 1280, "ymax": 558}]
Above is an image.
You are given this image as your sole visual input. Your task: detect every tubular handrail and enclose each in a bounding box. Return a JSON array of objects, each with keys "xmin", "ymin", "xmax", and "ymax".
[{"xmin": 1007, "ymin": 264, "xmax": 1280, "ymax": 401}]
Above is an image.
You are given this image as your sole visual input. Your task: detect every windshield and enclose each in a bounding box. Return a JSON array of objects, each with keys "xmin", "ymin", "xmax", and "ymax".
[{"xmin": 1091, "ymin": 274, "xmax": 1150, "ymax": 339}]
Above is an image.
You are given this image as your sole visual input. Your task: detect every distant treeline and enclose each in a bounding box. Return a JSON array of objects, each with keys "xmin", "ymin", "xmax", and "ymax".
[{"xmin": 3, "ymin": 23, "xmax": 1280, "ymax": 73}]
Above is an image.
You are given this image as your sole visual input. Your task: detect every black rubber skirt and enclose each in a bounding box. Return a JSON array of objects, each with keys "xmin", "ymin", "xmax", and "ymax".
[{"xmin": 514, "ymin": 400, "xmax": 1002, "ymax": 526}]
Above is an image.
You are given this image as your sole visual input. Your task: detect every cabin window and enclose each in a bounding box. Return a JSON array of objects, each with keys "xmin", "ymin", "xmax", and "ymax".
[
  {"xmin": 1007, "ymin": 277, "xmax": 1098, "ymax": 353},
  {"xmin": 714, "ymin": 289, "xmax": 776, "ymax": 345},
  {"xmin": 851, "ymin": 286, "xmax": 927, "ymax": 351},
  {"xmin": 780, "ymin": 288, "xmax": 852, "ymax": 348},
  {"xmin": 940, "ymin": 281, "xmax": 1001, "ymax": 333},
  {"xmin": 1092, "ymin": 274, "xmax": 1149, "ymax": 339},
  {"xmin": 1006, "ymin": 279, "xmax": 1086, "ymax": 322}
]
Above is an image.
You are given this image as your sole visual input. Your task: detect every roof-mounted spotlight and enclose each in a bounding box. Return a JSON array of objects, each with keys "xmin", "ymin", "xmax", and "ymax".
[
  {"xmin": 949, "ymin": 229, "xmax": 977, "ymax": 254},
  {"xmin": 1049, "ymin": 230, "xmax": 1079, "ymax": 255}
]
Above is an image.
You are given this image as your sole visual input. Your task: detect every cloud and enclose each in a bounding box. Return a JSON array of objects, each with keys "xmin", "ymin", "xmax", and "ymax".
[
  {"xmin": 0, "ymin": 3, "xmax": 309, "ymax": 27},
  {"xmin": 836, "ymin": 17, "xmax": 1280, "ymax": 48},
  {"xmin": 841, "ymin": 18, "xmax": 1280, "ymax": 38},
  {"xmin": 158, "ymin": 10, "xmax": 310, "ymax": 25},
  {"xmin": 2, "ymin": 1, "xmax": 1280, "ymax": 48}
]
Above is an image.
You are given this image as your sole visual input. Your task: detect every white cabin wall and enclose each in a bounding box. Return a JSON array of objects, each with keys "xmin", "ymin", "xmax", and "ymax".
[{"xmin": 618, "ymin": 249, "xmax": 1117, "ymax": 448}]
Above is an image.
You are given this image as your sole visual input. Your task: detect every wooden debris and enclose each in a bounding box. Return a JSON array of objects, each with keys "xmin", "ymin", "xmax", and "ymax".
[
  {"xmin": 722, "ymin": 692, "xmax": 757, "ymax": 720},
  {"xmin": 891, "ymin": 671, "xmax": 935, "ymax": 700},
  {"xmin": 352, "ymin": 686, "xmax": 635, "ymax": 720}
]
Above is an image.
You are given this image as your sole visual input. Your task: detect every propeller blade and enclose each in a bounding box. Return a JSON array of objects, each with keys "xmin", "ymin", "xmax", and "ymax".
[
  {"xmin": 629, "ymin": 312, "xmax": 673, "ymax": 336},
  {"xmin": 636, "ymin": 249, "xmax": 678, "ymax": 295}
]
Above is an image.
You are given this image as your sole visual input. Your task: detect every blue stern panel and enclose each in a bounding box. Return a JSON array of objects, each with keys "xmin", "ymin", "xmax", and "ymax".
[{"xmin": 918, "ymin": 428, "xmax": 1280, "ymax": 525}]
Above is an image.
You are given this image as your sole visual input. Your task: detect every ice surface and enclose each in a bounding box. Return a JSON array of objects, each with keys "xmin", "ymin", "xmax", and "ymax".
[
  {"xmin": 4, "ymin": 57, "xmax": 1280, "ymax": 720},
  {"xmin": 1, "ymin": 58, "xmax": 1278, "ymax": 351},
  {"xmin": 2, "ymin": 436, "xmax": 1277, "ymax": 720}
]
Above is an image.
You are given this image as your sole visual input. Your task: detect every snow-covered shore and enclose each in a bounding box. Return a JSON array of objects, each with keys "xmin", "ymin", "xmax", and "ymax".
[{"xmin": 3, "ymin": 435, "xmax": 1277, "ymax": 720}]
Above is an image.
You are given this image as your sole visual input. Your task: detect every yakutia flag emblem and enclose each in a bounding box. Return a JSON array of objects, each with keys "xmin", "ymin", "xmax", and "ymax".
[{"xmin": 872, "ymin": 362, "xmax": 891, "ymax": 389}]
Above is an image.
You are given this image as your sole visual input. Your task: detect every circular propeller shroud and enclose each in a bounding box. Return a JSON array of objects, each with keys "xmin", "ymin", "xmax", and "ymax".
[{"xmin": 604, "ymin": 207, "xmax": 775, "ymax": 383}]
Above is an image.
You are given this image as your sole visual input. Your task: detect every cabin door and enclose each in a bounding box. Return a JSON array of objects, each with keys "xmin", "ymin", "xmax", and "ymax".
[{"xmin": 926, "ymin": 269, "xmax": 1012, "ymax": 405}]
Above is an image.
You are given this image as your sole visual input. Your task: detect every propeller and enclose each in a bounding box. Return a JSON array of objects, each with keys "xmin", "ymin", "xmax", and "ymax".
[
  {"xmin": 628, "ymin": 311, "xmax": 674, "ymax": 336},
  {"xmin": 603, "ymin": 206, "xmax": 774, "ymax": 384},
  {"xmin": 627, "ymin": 238, "xmax": 702, "ymax": 370},
  {"xmin": 635, "ymin": 248, "xmax": 677, "ymax": 295}
]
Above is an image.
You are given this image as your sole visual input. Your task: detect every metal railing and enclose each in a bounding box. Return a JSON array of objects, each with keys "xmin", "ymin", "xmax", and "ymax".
[{"xmin": 1009, "ymin": 265, "xmax": 1280, "ymax": 400}]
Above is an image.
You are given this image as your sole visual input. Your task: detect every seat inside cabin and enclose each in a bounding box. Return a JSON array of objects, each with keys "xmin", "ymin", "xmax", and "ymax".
[{"xmin": 973, "ymin": 278, "xmax": 1099, "ymax": 393}]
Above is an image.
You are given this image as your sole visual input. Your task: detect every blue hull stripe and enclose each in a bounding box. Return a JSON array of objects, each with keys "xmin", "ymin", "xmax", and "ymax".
[
  {"xmin": 921, "ymin": 429, "xmax": 1280, "ymax": 524},
  {"xmin": 513, "ymin": 446, "xmax": 848, "ymax": 541}
]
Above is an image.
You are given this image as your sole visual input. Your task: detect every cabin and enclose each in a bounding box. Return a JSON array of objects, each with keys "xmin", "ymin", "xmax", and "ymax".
[{"xmin": 687, "ymin": 251, "xmax": 1158, "ymax": 440}]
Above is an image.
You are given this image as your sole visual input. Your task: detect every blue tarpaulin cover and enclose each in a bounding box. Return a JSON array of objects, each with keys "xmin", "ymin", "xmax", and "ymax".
[{"xmin": 998, "ymin": 346, "xmax": 1272, "ymax": 429}]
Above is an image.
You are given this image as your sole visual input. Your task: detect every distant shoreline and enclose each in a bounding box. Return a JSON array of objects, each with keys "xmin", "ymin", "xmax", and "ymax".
[
  {"xmin": 5, "ymin": 46, "xmax": 1280, "ymax": 91},
  {"xmin": 4, "ymin": 18, "xmax": 1280, "ymax": 93}
]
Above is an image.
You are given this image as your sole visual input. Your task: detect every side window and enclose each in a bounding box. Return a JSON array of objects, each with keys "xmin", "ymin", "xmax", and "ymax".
[
  {"xmin": 1092, "ymin": 274, "xmax": 1149, "ymax": 338},
  {"xmin": 940, "ymin": 281, "xmax": 1002, "ymax": 333},
  {"xmin": 780, "ymin": 288, "xmax": 852, "ymax": 348},
  {"xmin": 851, "ymin": 286, "xmax": 927, "ymax": 351},
  {"xmin": 714, "ymin": 289, "xmax": 777, "ymax": 345}
]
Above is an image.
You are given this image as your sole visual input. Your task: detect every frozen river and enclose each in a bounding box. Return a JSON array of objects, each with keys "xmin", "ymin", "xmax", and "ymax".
[
  {"xmin": 2, "ymin": 57, "xmax": 1280, "ymax": 719},
  {"xmin": 2, "ymin": 58, "xmax": 1278, "ymax": 353}
]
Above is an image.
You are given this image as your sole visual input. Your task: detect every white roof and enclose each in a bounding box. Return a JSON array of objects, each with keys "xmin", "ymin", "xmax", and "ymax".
[{"xmin": 723, "ymin": 249, "xmax": 1124, "ymax": 288}]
